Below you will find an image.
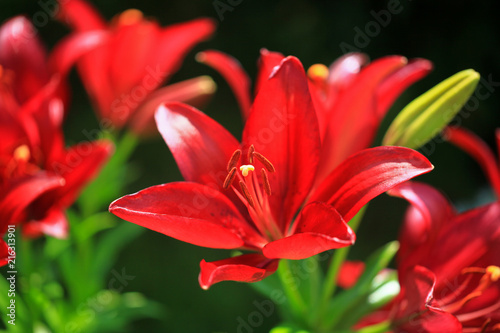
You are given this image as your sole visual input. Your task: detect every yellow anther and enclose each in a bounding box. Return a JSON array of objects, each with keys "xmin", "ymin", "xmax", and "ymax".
[
  {"xmin": 240, "ymin": 165, "xmax": 255, "ymax": 177},
  {"xmin": 307, "ymin": 64, "xmax": 329, "ymax": 81},
  {"xmin": 118, "ymin": 9, "xmax": 144, "ymax": 26},
  {"xmin": 13, "ymin": 145, "xmax": 30, "ymax": 162},
  {"xmin": 486, "ymin": 266, "xmax": 500, "ymax": 282}
]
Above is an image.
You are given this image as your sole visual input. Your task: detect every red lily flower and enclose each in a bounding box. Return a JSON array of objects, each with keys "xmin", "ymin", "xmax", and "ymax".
[
  {"xmin": 196, "ymin": 49, "xmax": 433, "ymax": 187},
  {"xmin": 56, "ymin": 0, "xmax": 216, "ymax": 133},
  {"xmin": 363, "ymin": 127, "xmax": 500, "ymax": 332},
  {"xmin": 110, "ymin": 56, "xmax": 433, "ymax": 289},
  {"xmin": 0, "ymin": 17, "xmax": 113, "ymax": 239},
  {"xmin": 384, "ymin": 180, "xmax": 500, "ymax": 332}
]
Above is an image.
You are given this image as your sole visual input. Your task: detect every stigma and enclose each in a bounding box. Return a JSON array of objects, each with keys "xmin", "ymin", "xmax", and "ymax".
[{"xmin": 240, "ymin": 165, "xmax": 255, "ymax": 177}]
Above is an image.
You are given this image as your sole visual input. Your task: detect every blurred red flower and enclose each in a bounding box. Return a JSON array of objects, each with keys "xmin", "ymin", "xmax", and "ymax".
[
  {"xmin": 57, "ymin": 0, "xmax": 217, "ymax": 134},
  {"xmin": 0, "ymin": 16, "xmax": 113, "ymax": 241}
]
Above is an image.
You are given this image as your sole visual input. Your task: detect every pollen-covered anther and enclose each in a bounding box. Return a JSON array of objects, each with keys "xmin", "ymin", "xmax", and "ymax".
[
  {"xmin": 240, "ymin": 164, "xmax": 255, "ymax": 177},
  {"xmin": 227, "ymin": 149, "xmax": 241, "ymax": 172},
  {"xmin": 252, "ymin": 152, "xmax": 275, "ymax": 172},
  {"xmin": 247, "ymin": 145, "xmax": 255, "ymax": 163},
  {"xmin": 261, "ymin": 168, "xmax": 271, "ymax": 196},
  {"xmin": 239, "ymin": 181, "xmax": 254, "ymax": 207},
  {"xmin": 13, "ymin": 145, "xmax": 30, "ymax": 162},
  {"xmin": 486, "ymin": 266, "xmax": 500, "ymax": 282},
  {"xmin": 117, "ymin": 9, "xmax": 144, "ymax": 26},
  {"xmin": 223, "ymin": 167, "xmax": 237, "ymax": 189},
  {"xmin": 307, "ymin": 63, "xmax": 329, "ymax": 82}
]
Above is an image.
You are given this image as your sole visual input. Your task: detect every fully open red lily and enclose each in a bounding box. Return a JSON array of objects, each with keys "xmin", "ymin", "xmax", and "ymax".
[
  {"xmin": 0, "ymin": 16, "xmax": 113, "ymax": 239},
  {"xmin": 110, "ymin": 56, "xmax": 433, "ymax": 289},
  {"xmin": 383, "ymin": 180, "xmax": 500, "ymax": 333},
  {"xmin": 57, "ymin": 0, "xmax": 216, "ymax": 133},
  {"xmin": 366, "ymin": 127, "xmax": 500, "ymax": 332}
]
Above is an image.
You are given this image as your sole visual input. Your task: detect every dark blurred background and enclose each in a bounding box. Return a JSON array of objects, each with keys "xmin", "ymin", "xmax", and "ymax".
[{"xmin": 1, "ymin": 0, "xmax": 500, "ymax": 332}]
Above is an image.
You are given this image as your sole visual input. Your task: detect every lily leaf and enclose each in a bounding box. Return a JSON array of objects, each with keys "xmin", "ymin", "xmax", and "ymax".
[
  {"xmin": 383, "ymin": 69, "xmax": 480, "ymax": 149},
  {"xmin": 322, "ymin": 241, "xmax": 399, "ymax": 330},
  {"xmin": 270, "ymin": 323, "xmax": 312, "ymax": 333}
]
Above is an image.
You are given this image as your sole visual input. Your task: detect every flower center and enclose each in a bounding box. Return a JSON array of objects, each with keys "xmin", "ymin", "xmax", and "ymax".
[
  {"xmin": 222, "ymin": 145, "xmax": 281, "ymax": 240},
  {"xmin": 440, "ymin": 265, "xmax": 500, "ymax": 328},
  {"xmin": 2, "ymin": 144, "xmax": 39, "ymax": 182}
]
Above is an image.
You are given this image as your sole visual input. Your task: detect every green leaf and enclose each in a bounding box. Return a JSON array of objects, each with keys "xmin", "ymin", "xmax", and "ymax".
[
  {"xmin": 322, "ymin": 241, "xmax": 399, "ymax": 330},
  {"xmin": 92, "ymin": 221, "xmax": 143, "ymax": 285},
  {"xmin": 78, "ymin": 131, "xmax": 138, "ymax": 216},
  {"xmin": 270, "ymin": 323, "xmax": 312, "ymax": 333},
  {"xmin": 383, "ymin": 69, "xmax": 480, "ymax": 149}
]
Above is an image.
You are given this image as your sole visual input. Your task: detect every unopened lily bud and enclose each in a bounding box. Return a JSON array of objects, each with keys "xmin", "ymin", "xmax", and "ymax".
[{"xmin": 383, "ymin": 69, "xmax": 480, "ymax": 149}]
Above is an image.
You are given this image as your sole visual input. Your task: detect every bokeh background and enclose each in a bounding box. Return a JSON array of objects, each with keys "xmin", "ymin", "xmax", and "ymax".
[{"xmin": 1, "ymin": 0, "xmax": 500, "ymax": 332}]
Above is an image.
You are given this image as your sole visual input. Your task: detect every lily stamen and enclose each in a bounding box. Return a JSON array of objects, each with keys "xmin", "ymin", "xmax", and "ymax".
[
  {"xmin": 239, "ymin": 180, "xmax": 254, "ymax": 208},
  {"xmin": 442, "ymin": 265, "xmax": 500, "ymax": 315},
  {"xmin": 222, "ymin": 146, "xmax": 282, "ymax": 240},
  {"xmin": 252, "ymin": 152, "xmax": 275, "ymax": 172},
  {"xmin": 248, "ymin": 145, "xmax": 255, "ymax": 163},
  {"xmin": 223, "ymin": 167, "xmax": 237, "ymax": 189},
  {"xmin": 261, "ymin": 169, "xmax": 271, "ymax": 195},
  {"xmin": 227, "ymin": 149, "xmax": 241, "ymax": 172}
]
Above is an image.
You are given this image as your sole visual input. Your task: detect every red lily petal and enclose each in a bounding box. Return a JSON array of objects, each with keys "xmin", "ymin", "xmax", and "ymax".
[
  {"xmin": 316, "ymin": 56, "xmax": 407, "ymax": 182},
  {"xmin": 23, "ymin": 208, "xmax": 68, "ymax": 239},
  {"xmin": 153, "ymin": 18, "xmax": 216, "ymax": 74},
  {"xmin": 337, "ymin": 261, "xmax": 365, "ymax": 289},
  {"xmin": 196, "ymin": 50, "xmax": 252, "ymax": 118},
  {"xmin": 0, "ymin": 240, "xmax": 12, "ymax": 267},
  {"xmin": 109, "ymin": 182, "xmax": 266, "ymax": 249},
  {"xmin": 130, "ymin": 75, "xmax": 216, "ymax": 135},
  {"xmin": 243, "ymin": 56, "xmax": 321, "ymax": 230},
  {"xmin": 444, "ymin": 126, "xmax": 500, "ymax": 197},
  {"xmin": 254, "ymin": 49, "xmax": 285, "ymax": 97},
  {"xmin": 0, "ymin": 172, "xmax": 65, "ymax": 228},
  {"xmin": 48, "ymin": 140, "xmax": 114, "ymax": 209},
  {"xmin": 311, "ymin": 146, "xmax": 433, "ymax": 222},
  {"xmin": 0, "ymin": 16, "xmax": 50, "ymax": 104},
  {"xmin": 108, "ymin": 20, "xmax": 163, "ymax": 99},
  {"xmin": 72, "ymin": 38, "xmax": 114, "ymax": 123},
  {"xmin": 57, "ymin": 0, "xmax": 107, "ymax": 31},
  {"xmin": 388, "ymin": 181, "xmax": 455, "ymax": 271},
  {"xmin": 309, "ymin": 53, "xmax": 368, "ymax": 141},
  {"xmin": 376, "ymin": 58, "xmax": 433, "ymax": 118},
  {"xmin": 104, "ymin": 17, "xmax": 215, "ymax": 127},
  {"xmin": 48, "ymin": 30, "xmax": 110, "ymax": 77},
  {"xmin": 396, "ymin": 266, "xmax": 462, "ymax": 333},
  {"xmin": 424, "ymin": 202, "xmax": 500, "ymax": 286},
  {"xmin": 198, "ymin": 254, "xmax": 279, "ymax": 289},
  {"xmin": 155, "ymin": 102, "xmax": 239, "ymax": 191},
  {"xmin": 327, "ymin": 53, "xmax": 368, "ymax": 89},
  {"xmin": 262, "ymin": 202, "xmax": 354, "ymax": 260},
  {"xmin": 17, "ymin": 78, "xmax": 65, "ymax": 162}
]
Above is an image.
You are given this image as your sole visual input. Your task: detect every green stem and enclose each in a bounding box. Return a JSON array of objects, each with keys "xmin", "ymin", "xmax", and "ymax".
[
  {"xmin": 319, "ymin": 205, "xmax": 367, "ymax": 313},
  {"xmin": 354, "ymin": 320, "xmax": 392, "ymax": 333},
  {"xmin": 277, "ymin": 259, "xmax": 308, "ymax": 319}
]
